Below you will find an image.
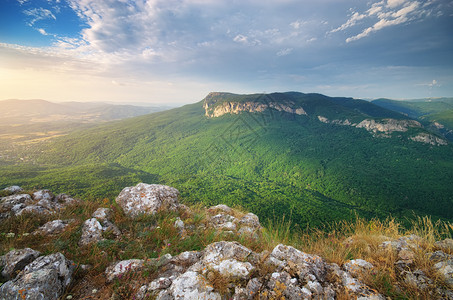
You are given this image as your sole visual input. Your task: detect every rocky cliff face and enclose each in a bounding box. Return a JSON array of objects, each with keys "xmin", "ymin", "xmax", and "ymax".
[
  {"xmin": 202, "ymin": 92, "xmax": 448, "ymax": 146},
  {"xmin": 1, "ymin": 184, "xmax": 453, "ymax": 299},
  {"xmin": 203, "ymin": 92, "xmax": 307, "ymax": 118},
  {"xmin": 318, "ymin": 115, "xmax": 448, "ymax": 146}
]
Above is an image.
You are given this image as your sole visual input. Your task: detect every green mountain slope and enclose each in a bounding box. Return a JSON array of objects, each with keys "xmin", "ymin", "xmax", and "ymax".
[
  {"xmin": 1, "ymin": 92, "xmax": 452, "ymax": 227},
  {"xmin": 372, "ymin": 98, "xmax": 453, "ymax": 141}
]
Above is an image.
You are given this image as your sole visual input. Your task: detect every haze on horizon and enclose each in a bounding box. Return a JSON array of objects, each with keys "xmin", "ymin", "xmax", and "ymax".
[{"xmin": 1, "ymin": 0, "xmax": 452, "ymax": 104}]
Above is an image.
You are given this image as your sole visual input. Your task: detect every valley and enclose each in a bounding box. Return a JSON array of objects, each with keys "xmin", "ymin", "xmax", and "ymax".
[{"xmin": 1, "ymin": 92, "xmax": 452, "ymax": 228}]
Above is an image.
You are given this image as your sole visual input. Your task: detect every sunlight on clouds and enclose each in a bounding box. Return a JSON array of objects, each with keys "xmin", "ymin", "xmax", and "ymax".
[
  {"xmin": 2, "ymin": 0, "xmax": 452, "ymax": 101},
  {"xmin": 331, "ymin": 0, "xmax": 443, "ymax": 43}
]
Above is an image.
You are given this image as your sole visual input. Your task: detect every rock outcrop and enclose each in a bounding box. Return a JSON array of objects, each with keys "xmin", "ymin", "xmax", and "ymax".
[
  {"xmin": 0, "ymin": 187, "xmax": 78, "ymax": 220},
  {"xmin": 0, "ymin": 248, "xmax": 41, "ymax": 280},
  {"xmin": 206, "ymin": 204, "xmax": 262, "ymax": 238},
  {"xmin": 79, "ymin": 207, "xmax": 120, "ymax": 246},
  {"xmin": 203, "ymin": 92, "xmax": 307, "ymax": 118},
  {"xmin": 317, "ymin": 116, "xmax": 448, "ymax": 145},
  {"xmin": 410, "ymin": 132, "xmax": 448, "ymax": 146},
  {"xmin": 1, "ymin": 184, "xmax": 452, "ymax": 299},
  {"xmin": 115, "ymin": 183, "xmax": 180, "ymax": 218},
  {"xmin": 0, "ymin": 251, "xmax": 74, "ymax": 300}
]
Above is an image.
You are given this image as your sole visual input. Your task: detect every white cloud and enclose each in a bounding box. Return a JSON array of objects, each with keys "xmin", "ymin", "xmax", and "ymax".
[
  {"xmin": 276, "ymin": 48, "xmax": 293, "ymax": 56},
  {"xmin": 331, "ymin": 0, "xmax": 442, "ymax": 43},
  {"xmin": 233, "ymin": 34, "xmax": 248, "ymax": 44},
  {"xmin": 290, "ymin": 20, "xmax": 305, "ymax": 29},
  {"xmin": 429, "ymin": 79, "xmax": 439, "ymax": 87},
  {"xmin": 330, "ymin": 12, "xmax": 366, "ymax": 33},
  {"xmin": 23, "ymin": 8, "xmax": 56, "ymax": 25},
  {"xmin": 387, "ymin": 0, "xmax": 407, "ymax": 8},
  {"xmin": 233, "ymin": 34, "xmax": 261, "ymax": 46},
  {"xmin": 37, "ymin": 28, "xmax": 48, "ymax": 35}
]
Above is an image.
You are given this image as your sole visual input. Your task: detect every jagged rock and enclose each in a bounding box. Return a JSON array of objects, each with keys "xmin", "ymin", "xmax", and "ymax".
[
  {"xmin": 202, "ymin": 241, "xmax": 253, "ymax": 265},
  {"xmin": 174, "ymin": 217, "xmax": 184, "ymax": 231},
  {"xmin": 410, "ymin": 132, "xmax": 448, "ymax": 146},
  {"xmin": 433, "ymin": 259, "xmax": 453, "ymax": 286},
  {"xmin": 402, "ymin": 269, "xmax": 432, "ymax": 290},
  {"xmin": 343, "ymin": 259, "xmax": 374, "ymax": 277},
  {"xmin": 269, "ymin": 244, "xmax": 326, "ymax": 282},
  {"xmin": 79, "ymin": 216, "xmax": 121, "ymax": 246},
  {"xmin": 79, "ymin": 218, "xmax": 104, "ymax": 246},
  {"xmin": 116, "ymin": 183, "xmax": 180, "ymax": 218},
  {"xmin": 149, "ymin": 277, "xmax": 172, "ymax": 290},
  {"xmin": 0, "ymin": 248, "xmax": 41, "ymax": 280},
  {"xmin": 429, "ymin": 250, "xmax": 453, "ymax": 261},
  {"xmin": 24, "ymin": 253, "xmax": 74, "ymax": 286},
  {"xmin": 246, "ymin": 277, "xmax": 262, "ymax": 299},
  {"xmin": 0, "ymin": 253, "xmax": 74, "ymax": 300},
  {"xmin": 0, "ymin": 189, "xmax": 78, "ymax": 219},
  {"xmin": 355, "ymin": 119, "xmax": 421, "ymax": 134},
  {"xmin": 265, "ymin": 271, "xmax": 310, "ymax": 299},
  {"xmin": 206, "ymin": 205, "xmax": 262, "ymax": 239},
  {"xmin": 203, "ymin": 94, "xmax": 307, "ymax": 118},
  {"xmin": 55, "ymin": 193, "xmax": 78, "ymax": 206},
  {"xmin": 238, "ymin": 213, "xmax": 261, "ymax": 230},
  {"xmin": 3, "ymin": 186, "xmax": 23, "ymax": 194},
  {"xmin": 34, "ymin": 219, "xmax": 73, "ymax": 235},
  {"xmin": 92, "ymin": 207, "xmax": 113, "ymax": 220},
  {"xmin": 157, "ymin": 271, "xmax": 221, "ymax": 300},
  {"xmin": 209, "ymin": 213, "xmax": 237, "ymax": 231},
  {"xmin": 207, "ymin": 204, "xmax": 233, "ymax": 214},
  {"xmin": 329, "ymin": 263, "xmax": 384, "ymax": 299},
  {"xmin": 32, "ymin": 189, "xmax": 54, "ymax": 201},
  {"xmin": 17, "ymin": 205, "xmax": 52, "ymax": 216},
  {"xmin": 172, "ymin": 251, "xmax": 202, "ymax": 266},
  {"xmin": 210, "ymin": 258, "xmax": 254, "ymax": 280},
  {"xmin": 379, "ymin": 234, "xmax": 421, "ymax": 251},
  {"xmin": 136, "ymin": 277, "xmax": 173, "ymax": 299},
  {"xmin": 435, "ymin": 238, "xmax": 453, "ymax": 253},
  {"xmin": 0, "ymin": 194, "xmax": 32, "ymax": 212},
  {"xmin": 105, "ymin": 259, "xmax": 144, "ymax": 282}
]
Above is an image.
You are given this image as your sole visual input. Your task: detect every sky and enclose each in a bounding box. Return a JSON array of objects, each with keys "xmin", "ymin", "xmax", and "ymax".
[{"xmin": 1, "ymin": 0, "xmax": 452, "ymax": 104}]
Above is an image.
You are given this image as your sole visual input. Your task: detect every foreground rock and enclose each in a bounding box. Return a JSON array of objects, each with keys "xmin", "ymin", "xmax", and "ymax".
[
  {"xmin": 0, "ymin": 252, "xmax": 74, "ymax": 300},
  {"xmin": 0, "ymin": 248, "xmax": 41, "ymax": 280},
  {"xmin": 79, "ymin": 207, "xmax": 121, "ymax": 246},
  {"xmin": 206, "ymin": 205, "xmax": 262, "ymax": 239},
  {"xmin": 116, "ymin": 183, "xmax": 180, "ymax": 218},
  {"xmin": 33, "ymin": 219, "xmax": 74, "ymax": 236},
  {"xmin": 132, "ymin": 241, "xmax": 385, "ymax": 300},
  {"xmin": 0, "ymin": 187, "xmax": 78, "ymax": 220}
]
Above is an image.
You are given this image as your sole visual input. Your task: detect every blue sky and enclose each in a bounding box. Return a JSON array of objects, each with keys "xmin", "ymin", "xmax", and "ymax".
[{"xmin": 1, "ymin": 0, "xmax": 452, "ymax": 103}]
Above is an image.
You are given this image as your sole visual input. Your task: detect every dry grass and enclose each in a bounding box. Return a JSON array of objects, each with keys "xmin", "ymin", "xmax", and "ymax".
[{"xmin": 1, "ymin": 196, "xmax": 452, "ymax": 299}]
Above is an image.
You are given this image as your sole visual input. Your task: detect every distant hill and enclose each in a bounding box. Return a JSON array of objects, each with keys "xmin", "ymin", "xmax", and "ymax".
[
  {"xmin": 0, "ymin": 99, "xmax": 171, "ymax": 125},
  {"xmin": 1, "ymin": 92, "xmax": 452, "ymax": 227}
]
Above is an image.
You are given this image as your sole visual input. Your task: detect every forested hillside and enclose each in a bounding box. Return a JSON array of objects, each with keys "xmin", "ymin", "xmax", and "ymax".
[{"xmin": 1, "ymin": 92, "xmax": 452, "ymax": 227}]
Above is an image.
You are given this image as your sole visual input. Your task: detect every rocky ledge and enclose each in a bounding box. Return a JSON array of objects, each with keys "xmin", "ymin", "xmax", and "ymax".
[
  {"xmin": 203, "ymin": 92, "xmax": 307, "ymax": 118},
  {"xmin": 318, "ymin": 116, "xmax": 448, "ymax": 146},
  {"xmin": 1, "ymin": 184, "xmax": 452, "ymax": 299}
]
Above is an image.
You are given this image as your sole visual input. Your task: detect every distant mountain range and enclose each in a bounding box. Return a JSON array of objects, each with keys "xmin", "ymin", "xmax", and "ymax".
[
  {"xmin": 1, "ymin": 92, "xmax": 452, "ymax": 227},
  {"xmin": 0, "ymin": 99, "xmax": 172, "ymax": 125}
]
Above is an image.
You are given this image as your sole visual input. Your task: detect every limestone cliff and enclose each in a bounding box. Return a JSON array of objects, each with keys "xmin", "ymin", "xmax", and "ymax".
[
  {"xmin": 318, "ymin": 115, "xmax": 448, "ymax": 145},
  {"xmin": 203, "ymin": 92, "xmax": 307, "ymax": 118}
]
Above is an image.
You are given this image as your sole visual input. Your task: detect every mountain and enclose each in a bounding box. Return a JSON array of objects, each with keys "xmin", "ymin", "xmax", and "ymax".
[
  {"xmin": 372, "ymin": 97, "xmax": 453, "ymax": 141},
  {"xmin": 1, "ymin": 92, "xmax": 452, "ymax": 227}
]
